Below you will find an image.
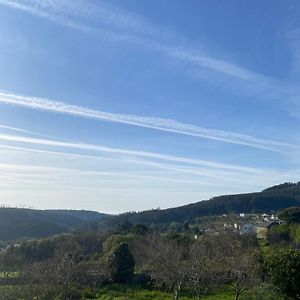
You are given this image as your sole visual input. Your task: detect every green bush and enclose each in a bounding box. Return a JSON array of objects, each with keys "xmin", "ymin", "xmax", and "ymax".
[
  {"xmin": 265, "ymin": 248, "xmax": 300, "ymax": 299},
  {"xmin": 106, "ymin": 243, "xmax": 135, "ymax": 284},
  {"xmin": 103, "ymin": 234, "xmax": 135, "ymax": 254}
]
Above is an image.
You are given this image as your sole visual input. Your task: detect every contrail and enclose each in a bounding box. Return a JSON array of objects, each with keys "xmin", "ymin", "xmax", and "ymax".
[
  {"xmin": 1, "ymin": 0, "xmax": 298, "ymax": 120},
  {"xmin": 0, "ymin": 141, "xmax": 297, "ymax": 189},
  {"xmin": 0, "ymin": 124, "xmax": 35, "ymax": 134},
  {"xmin": 0, "ymin": 91, "xmax": 296, "ymax": 152},
  {"xmin": 0, "ymin": 162, "xmax": 228, "ymax": 187},
  {"xmin": 0, "ymin": 137, "xmax": 288, "ymax": 186},
  {"xmin": 0, "ymin": 133, "xmax": 268, "ymax": 174}
]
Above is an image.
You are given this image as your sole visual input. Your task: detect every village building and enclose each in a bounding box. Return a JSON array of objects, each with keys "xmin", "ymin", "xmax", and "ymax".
[
  {"xmin": 240, "ymin": 223, "xmax": 257, "ymax": 235},
  {"xmin": 256, "ymin": 221, "xmax": 279, "ymax": 239}
]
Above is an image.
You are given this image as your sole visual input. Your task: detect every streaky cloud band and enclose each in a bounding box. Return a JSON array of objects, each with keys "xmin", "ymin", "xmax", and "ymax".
[
  {"xmin": 0, "ymin": 132, "xmax": 271, "ymax": 174},
  {"xmin": 0, "ymin": 91, "xmax": 296, "ymax": 153},
  {"xmin": 0, "ymin": 0, "xmax": 299, "ymax": 120}
]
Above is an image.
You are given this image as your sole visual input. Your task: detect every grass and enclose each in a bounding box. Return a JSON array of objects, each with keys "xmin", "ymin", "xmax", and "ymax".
[
  {"xmin": 88, "ymin": 284, "xmax": 238, "ymax": 300},
  {"xmin": 89, "ymin": 284, "xmax": 283, "ymax": 300},
  {"xmin": 0, "ymin": 281, "xmax": 282, "ymax": 300},
  {"xmin": 90, "ymin": 284, "xmax": 183, "ymax": 300}
]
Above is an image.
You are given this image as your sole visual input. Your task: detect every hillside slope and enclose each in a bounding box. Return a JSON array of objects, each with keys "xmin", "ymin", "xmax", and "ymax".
[
  {"xmin": 2, "ymin": 182, "xmax": 300, "ymax": 240},
  {"xmin": 100, "ymin": 182, "xmax": 300, "ymax": 226},
  {"xmin": 0, "ymin": 208, "xmax": 106, "ymax": 241}
]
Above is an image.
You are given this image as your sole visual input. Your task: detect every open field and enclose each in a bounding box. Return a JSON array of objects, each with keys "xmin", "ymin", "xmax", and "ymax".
[{"xmin": 87, "ymin": 284, "xmax": 279, "ymax": 300}]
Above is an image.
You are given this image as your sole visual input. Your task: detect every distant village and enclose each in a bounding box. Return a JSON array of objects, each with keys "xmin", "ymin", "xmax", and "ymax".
[{"xmin": 193, "ymin": 212, "xmax": 285, "ymax": 240}]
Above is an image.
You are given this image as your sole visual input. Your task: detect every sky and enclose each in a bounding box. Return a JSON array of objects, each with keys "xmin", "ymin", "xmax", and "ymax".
[{"xmin": 0, "ymin": 0, "xmax": 300, "ymax": 213}]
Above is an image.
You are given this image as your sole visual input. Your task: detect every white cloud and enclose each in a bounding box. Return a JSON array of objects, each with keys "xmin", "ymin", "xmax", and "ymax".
[
  {"xmin": 0, "ymin": 91, "xmax": 296, "ymax": 153},
  {"xmin": 0, "ymin": 124, "xmax": 35, "ymax": 134},
  {"xmin": 0, "ymin": 132, "xmax": 267, "ymax": 174},
  {"xmin": 1, "ymin": 130, "xmax": 299, "ymax": 188},
  {"xmin": 1, "ymin": 0, "xmax": 298, "ymax": 111}
]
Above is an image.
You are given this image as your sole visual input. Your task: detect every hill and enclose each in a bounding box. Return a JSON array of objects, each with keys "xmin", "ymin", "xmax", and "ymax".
[
  {"xmin": 0, "ymin": 208, "xmax": 107, "ymax": 242},
  {"xmin": 2, "ymin": 182, "xmax": 300, "ymax": 240},
  {"xmin": 99, "ymin": 182, "xmax": 300, "ymax": 227}
]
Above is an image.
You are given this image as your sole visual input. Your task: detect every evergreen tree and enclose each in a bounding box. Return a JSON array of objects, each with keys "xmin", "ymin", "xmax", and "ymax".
[{"xmin": 106, "ymin": 242, "xmax": 135, "ymax": 283}]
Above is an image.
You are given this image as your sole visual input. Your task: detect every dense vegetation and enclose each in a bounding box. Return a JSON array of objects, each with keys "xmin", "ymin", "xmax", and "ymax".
[
  {"xmin": 267, "ymin": 208, "xmax": 300, "ymax": 247},
  {"xmin": 1, "ymin": 183, "xmax": 300, "ymax": 299},
  {"xmin": 0, "ymin": 208, "xmax": 106, "ymax": 241},
  {"xmin": 1, "ymin": 214, "xmax": 300, "ymax": 299},
  {"xmin": 96, "ymin": 182, "xmax": 300, "ymax": 228},
  {"xmin": 2, "ymin": 182, "xmax": 300, "ymax": 242}
]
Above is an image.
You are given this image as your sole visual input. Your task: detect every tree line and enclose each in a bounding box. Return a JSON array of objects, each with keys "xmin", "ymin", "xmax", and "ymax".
[{"xmin": 1, "ymin": 221, "xmax": 300, "ymax": 299}]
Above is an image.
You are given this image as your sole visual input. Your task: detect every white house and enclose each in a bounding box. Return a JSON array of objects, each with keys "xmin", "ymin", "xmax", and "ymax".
[{"xmin": 240, "ymin": 223, "xmax": 257, "ymax": 235}]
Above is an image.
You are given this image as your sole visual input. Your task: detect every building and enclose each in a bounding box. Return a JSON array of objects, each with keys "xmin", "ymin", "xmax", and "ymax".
[
  {"xmin": 256, "ymin": 221, "xmax": 278, "ymax": 239},
  {"xmin": 240, "ymin": 223, "xmax": 257, "ymax": 235}
]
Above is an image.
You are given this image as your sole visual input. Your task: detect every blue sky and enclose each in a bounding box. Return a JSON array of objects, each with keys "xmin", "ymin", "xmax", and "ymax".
[{"xmin": 0, "ymin": 0, "xmax": 300, "ymax": 213}]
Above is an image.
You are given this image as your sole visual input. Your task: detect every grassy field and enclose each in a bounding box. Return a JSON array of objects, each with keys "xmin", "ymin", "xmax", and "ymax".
[
  {"xmin": 88, "ymin": 284, "xmax": 283, "ymax": 300},
  {"xmin": 0, "ymin": 283, "xmax": 282, "ymax": 299},
  {"xmin": 88, "ymin": 285, "xmax": 236, "ymax": 300}
]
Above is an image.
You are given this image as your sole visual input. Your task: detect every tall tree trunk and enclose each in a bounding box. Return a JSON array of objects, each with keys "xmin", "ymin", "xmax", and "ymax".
[{"xmin": 174, "ymin": 282, "xmax": 181, "ymax": 300}]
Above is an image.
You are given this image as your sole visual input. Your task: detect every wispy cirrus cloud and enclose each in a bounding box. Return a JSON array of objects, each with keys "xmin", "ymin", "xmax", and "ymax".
[
  {"xmin": 0, "ymin": 132, "xmax": 299, "ymax": 190},
  {"xmin": 0, "ymin": 142, "xmax": 271, "ymax": 188},
  {"xmin": 0, "ymin": 124, "xmax": 34, "ymax": 134},
  {"xmin": 0, "ymin": 132, "xmax": 268, "ymax": 174},
  {"xmin": 0, "ymin": 121, "xmax": 74, "ymax": 141},
  {"xmin": 1, "ymin": 0, "xmax": 299, "ymax": 115},
  {"xmin": 0, "ymin": 162, "xmax": 213, "ymax": 187},
  {"xmin": 0, "ymin": 0, "xmax": 172, "ymax": 39},
  {"xmin": 0, "ymin": 91, "xmax": 297, "ymax": 153}
]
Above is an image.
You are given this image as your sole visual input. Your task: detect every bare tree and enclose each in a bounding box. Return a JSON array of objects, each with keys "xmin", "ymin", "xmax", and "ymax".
[
  {"xmin": 147, "ymin": 234, "xmax": 189, "ymax": 300},
  {"xmin": 186, "ymin": 236, "xmax": 224, "ymax": 299},
  {"xmin": 218, "ymin": 233, "xmax": 261, "ymax": 300}
]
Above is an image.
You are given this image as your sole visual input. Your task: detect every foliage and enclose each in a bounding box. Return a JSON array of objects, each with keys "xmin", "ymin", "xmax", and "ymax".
[
  {"xmin": 98, "ymin": 182, "xmax": 300, "ymax": 228},
  {"xmin": 0, "ymin": 228, "xmax": 292, "ymax": 300},
  {"xmin": 0, "ymin": 207, "xmax": 105, "ymax": 241},
  {"xmin": 3, "ymin": 190, "xmax": 300, "ymax": 300},
  {"xmin": 106, "ymin": 243, "xmax": 135, "ymax": 284},
  {"xmin": 0, "ymin": 232, "xmax": 108, "ymax": 274},
  {"xmin": 267, "ymin": 224, "xmax": 290, "ymax": 245},
  {"xmin": 265, "ymin": 247, "xmax": 300, "ymax": 299},
  {"xmin": 278, "ymin": 206, "xmax": 300, "ymax": 224},
  {"xmin": 103, "ymin": 234, "xmax": 135, "ymax": 254},
  {"xmin": 2, "ymin": 182, "xmax": 300, "ymax": 240},
  {"xmin": 267, "ymin": 223, "xmax": 300, "ymax": 246}
]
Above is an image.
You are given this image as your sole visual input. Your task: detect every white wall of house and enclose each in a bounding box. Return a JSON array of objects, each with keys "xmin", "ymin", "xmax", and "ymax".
[{"xmin": 240, "ymin": 223, "xmax": 257, "ymax": 235}]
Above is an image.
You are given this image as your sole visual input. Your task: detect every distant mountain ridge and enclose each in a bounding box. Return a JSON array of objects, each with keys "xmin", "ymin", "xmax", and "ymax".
[
  {"xmin": 98, "ymin": 182, "xmax": 300, "ymax": 227},
  {"xmin": 0, "ymin": 208, "xmax": 107, "ymax": 241},
  {"xmin": 1, "ymin": 182, "xmax": 300, "ymax": 241}
]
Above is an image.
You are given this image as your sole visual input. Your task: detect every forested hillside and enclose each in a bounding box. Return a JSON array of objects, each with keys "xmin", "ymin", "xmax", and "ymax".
[
  {"xmin": 1, "ymin": 184, "xmax": 300, "ymax": 299},
  {"xmin": 2, "ymin": 182, "xmax": 300, "ymax": 241},
  {"xmin": 0, "ymin": 208, "xmax": 106, "ymax": 241},
  {"xmin": 99, "ymin": 182, "xmax": 300, "ymax": 227}
]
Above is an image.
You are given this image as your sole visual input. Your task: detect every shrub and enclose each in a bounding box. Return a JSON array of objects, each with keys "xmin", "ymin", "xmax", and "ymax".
[
  {"xmin": 106, "ymin": 242, "xmax": 135, "ymax": 284},
  {"xmin": 265, "ymin": 248, "xmax": 300, "ymax": 299}
]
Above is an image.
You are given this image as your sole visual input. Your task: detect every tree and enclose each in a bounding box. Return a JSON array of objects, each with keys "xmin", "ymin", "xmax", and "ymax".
[
  {"xmin": 266, "ymin": 248, "xmax": 300, "ymax": 299},
  {"xmin": 186, "ymin": 236, "xmax": 223, "ymax": 299},
  {"xmin": 215, "ymin": 233, "xmax": 261, "ymax": 300},
  {"xmin": 130, "ymin": 224, "xmax": 149, "ymax": 235},
  {"xmin": 147, "ymin": 235, "xmax": 189, "ymax": 300},
  {"xmin": 267, "ymin": 224, "xmax": 290, "ymax": 245},
  {"xmin": 117, "ymin": 220, "xmax": 133, "ymax": 234},
  {"xmin": 106, "ymin": 242, "xmax": 135, "ymax": 283},
  {"xmin": 278, "ymin": 207, "xmax": 300, "ymax": 224},
  {"xmin": 228, "ymin": 249, "xmax": 261, "ymax": 300}
]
